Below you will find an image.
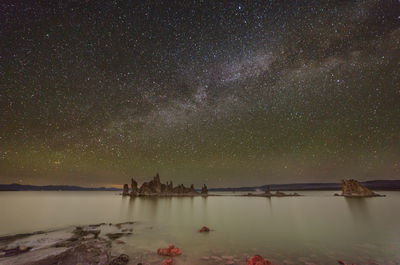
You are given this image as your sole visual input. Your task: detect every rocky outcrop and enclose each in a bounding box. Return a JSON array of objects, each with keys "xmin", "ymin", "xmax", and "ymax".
[
  {"xmin": 340, "ymin": 179, "xmax": 384, "ymax": 197},
  {"xmin": 138, "ymin": 173, "xmax": 166, "ymax": 195},
  {"xmin": 130, "ymin": 178, "xmax": 138, "ymax": 196},
  {"xmin": 122, "ymin": 184, "xmax": 129, "ymax": 196},
  {"xmin": 201, "ymin": 184, "xmax": 208, "ymax": 195},
  {"xmin": 127, "ymin": 174, "xmax": 207, "ymax": 197},
  {"xmin": 165, "ymin": 181, "xmax": 173, "ymax": 193},
  {"xmin": 0, "ymin": 223, "xmax": 133, "ymax": 265},
  {"xmin": 172, "ymin": 184, "xmax": 194, "ymax": 194},
  {"xmin": 152, "ymin": 173, "xmax": 162, "ymax": 193}
]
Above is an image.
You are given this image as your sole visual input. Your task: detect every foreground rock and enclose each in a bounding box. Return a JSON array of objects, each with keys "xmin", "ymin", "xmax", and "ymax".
[
  {"xmin": 338, "ymin": 260, "xmax": 357, "ymax": 265},
  {"xmin": 0, "ymin": 246, "xmax": 32, "ymax": 257},
  {"xmin": 162, "ymin": 258, "xmax": 173, "ymax": 265},
  {"xmin": 122, "ymin": 173, "xmax": 208, "ymax": 197},
  {"xmin": 340, "ymin": 179, "xmax": 384, "ymax": 197},
  {"xmin": 247, "ymin": 254, "xmax": 274, "ymax": 265},
  {"xmin": 199, "ymin": 226, "xmax": 211, "ymax": 232},
  {"xmin": 109, "ymin": 254, "xmax": 129, "ymax": 265},
  {"xmin": 0, "ymin": 223, "xmax": 133, "ymax": 265},
  {"xmin": 157, "ymin": 245, "xmax": 182, "ymax": 257}
]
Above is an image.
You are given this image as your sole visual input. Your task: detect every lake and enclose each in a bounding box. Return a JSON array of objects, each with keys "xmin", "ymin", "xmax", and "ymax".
[{"xmin": 0, "ymin": 191, "xmax": 399, "ymax": 264}]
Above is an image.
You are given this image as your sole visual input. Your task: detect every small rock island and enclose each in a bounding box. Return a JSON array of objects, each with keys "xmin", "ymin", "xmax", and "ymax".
[
  {"xmin": 336, "ymin": 179, "xmax": 385, "ymax": 197},
  {"xmin": 243, "ymin": 185, "xmax": 301, "ymax": 197},
  {"xmin": 122, "ymin": 173, "xmax": 208, "ymax": 197}
]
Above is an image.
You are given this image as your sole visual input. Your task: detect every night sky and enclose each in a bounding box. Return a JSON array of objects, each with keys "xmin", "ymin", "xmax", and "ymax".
[{"xmin": 1, "ymin": 0, "xmax": 400, "ymax": 187}]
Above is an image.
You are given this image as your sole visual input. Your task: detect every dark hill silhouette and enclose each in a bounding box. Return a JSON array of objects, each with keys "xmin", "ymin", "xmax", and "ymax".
[
  {"xmin": 208, "ymin": 180, "xmax": 400, "ymax": 192},
  {"xmin": 0, "ymin": 183, "xmax": 120, "ymax": 191}
]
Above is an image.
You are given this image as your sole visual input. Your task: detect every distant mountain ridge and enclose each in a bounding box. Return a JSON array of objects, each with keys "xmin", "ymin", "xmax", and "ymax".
[
  {"xmin": 208, "ymin": 180, "xmax": 400, "ymax": 192},
  {"xmin": 1, "ymin": 180, "xmax": 400, "ymax": 192},
  {"xmin": 0, "ymin": 183, "xmax": 121, "ymax": 191}
]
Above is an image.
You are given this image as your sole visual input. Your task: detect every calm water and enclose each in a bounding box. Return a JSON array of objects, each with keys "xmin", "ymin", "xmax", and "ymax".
[{"xmin": 1, "ymin": 191, "xmax": 400, "ymax": 264}]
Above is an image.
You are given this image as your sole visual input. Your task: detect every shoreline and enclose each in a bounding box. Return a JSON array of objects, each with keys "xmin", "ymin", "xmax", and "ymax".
[
  {"xmin": 0, "ymin": 219, "xmax": 390, "ymax": 265},
  {"xmin": 0, "ymin": 222, "xmax": 135, "ymax": 265}
]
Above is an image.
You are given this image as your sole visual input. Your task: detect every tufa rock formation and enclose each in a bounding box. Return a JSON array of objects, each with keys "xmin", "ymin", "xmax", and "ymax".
[
  {"xmin": 122, "ymin": 184, "xmax": 130, "ymax": 196},
  {"xmin": 265, "ymin": 185, "xmax": 271, "ymax": 195},
  {"xmin": 340, "ymin": 179, "xmax": 384, "ymax": 197},
  {"xmin": 122, "ymin": 173, "xmax": 207, "ymax": 196},
  {"xmin": 201, "ymin": 184, "xmax": 208, "ymax": 195},
  {"xmin": 131, "ymin": 178, "xmax": 138, "ymax": 196}
]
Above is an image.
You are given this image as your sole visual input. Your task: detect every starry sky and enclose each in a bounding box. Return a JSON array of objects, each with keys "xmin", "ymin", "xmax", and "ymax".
[{"xmin": 1, "ymin": 0, "xmax": 400, "ymax": 187}]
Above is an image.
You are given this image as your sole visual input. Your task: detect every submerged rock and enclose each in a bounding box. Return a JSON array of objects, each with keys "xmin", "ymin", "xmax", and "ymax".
[
  {"xmin": 72, "ymin": 226, "xmax": 100, "ymax": 238},
  {"xmin": 162, "ymin": 258, "xmax": 173, "ymax": 265},
  {"xmin": 199, "ymin": 226, "xmax": 211, "ymax": 232},
  {"xmin": 114, "ymin": 221, "xmax": 134, "ymax": 229},
  {"xmin": 0, "ymin": 246, "xmax": 32, "ymax": 257},
  {"xmin": 340, "ymin": 179, "xmax": 384, "ymax": 197},
  {"xmin": 109, "ymin": 254, "xmax": 129, "ymax": 265},
  {"xmin": 338, "ymin": 260, "xmax": 357, "ymax": 265},
  {"xmin": 0, "ymin": 238, "xmax": 112, "ymax": 265},
  {"xmin": 157, "ymin": 245, "xmax": 182, "ymax": 257},
  {"xmin": 247, "ymin": 255, "xmax": 274, "ymax": 265},
  {"xmin": 106, "ymin": 232, "xmax": 132, "ymax": 240}
]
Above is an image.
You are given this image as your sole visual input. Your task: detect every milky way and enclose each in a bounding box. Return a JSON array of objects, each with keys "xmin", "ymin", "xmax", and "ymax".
[{"xmin": 1, "ymin": 0, "xmax": 400, "ymax": 187}]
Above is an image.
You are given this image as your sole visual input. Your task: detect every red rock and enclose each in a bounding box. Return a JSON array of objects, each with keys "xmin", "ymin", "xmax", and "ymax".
[
  {"xmin": 157, "ymin": 245, "xmax": 182, "ymax": 257},
  {"xmin": 338, "ymin": 261, "xmax": 356, "ymax": 265},
  {"xmin": 199, "ymin": 226, "xmax": 210, "ymax": 232},
  {"xmin": 247, "ymin": 255, "xmax": 273, "ymax": 265},
  {"xmin": 162, "ymin": 258, "xmax": 173, "ymax": 265}
]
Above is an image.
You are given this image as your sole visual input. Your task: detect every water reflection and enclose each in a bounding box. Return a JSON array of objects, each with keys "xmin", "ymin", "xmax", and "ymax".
[
  {"xmin": 344, "ymin": 197, "xmax": 370, "ymax": 221},
  {"xmin": 266, "ymin": 197, "xmax": 273, "ymax": 215},
  {"xmin": 0, "ymin": 191, "xmax": 399, "ymax": 263}
]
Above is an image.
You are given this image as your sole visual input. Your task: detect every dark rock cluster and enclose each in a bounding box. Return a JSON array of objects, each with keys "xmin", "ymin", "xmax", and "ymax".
[{"xmin": 123, "ymin": 173, "xmax": 208, "ymax": 197}]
